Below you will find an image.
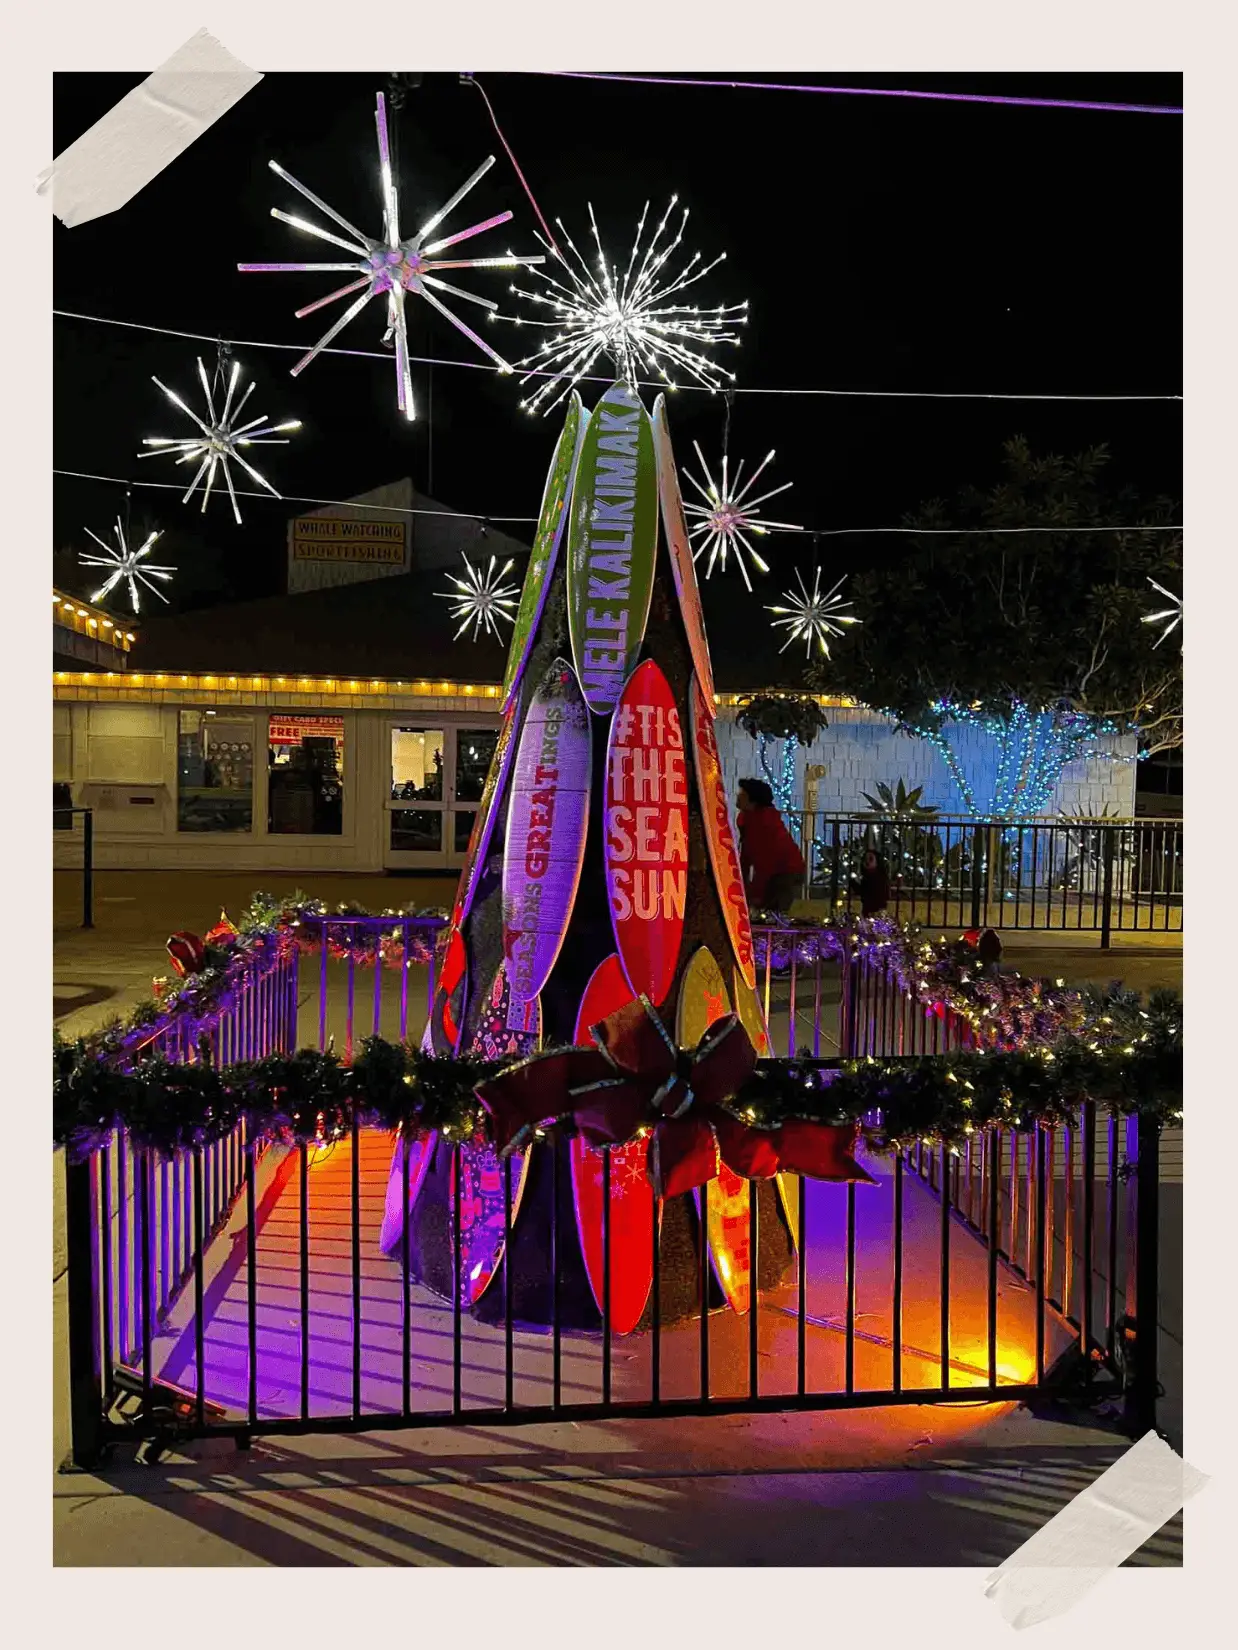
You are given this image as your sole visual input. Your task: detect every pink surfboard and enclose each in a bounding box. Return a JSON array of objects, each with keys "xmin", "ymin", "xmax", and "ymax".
[
  {"xmin": 678, "ymin": 946, "xmax": 752, "ymax": 1315},
  {"xmin": 603, "ymin": 659, "xmax": 688, "ymax": 1008},
  {"xmin": 568, "ymin": 954, "xmax": 657, "ymax": 1335},
  {"xmin": 501, "ymin": 660, "xmax": 592, "ymax": 1005},
  {"xmin": 689, "ymin": 673, "xmax": 756, "ymax": 991},
  {"xmin": 653, "ymin": 396, "xmax": 716, "ymax": 711},
  {"xmin": 454, "ymin": 963, "xmax": 537, "ymax": 1305}
]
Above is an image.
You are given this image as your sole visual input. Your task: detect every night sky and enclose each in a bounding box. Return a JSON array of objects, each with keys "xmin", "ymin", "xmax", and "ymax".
[{"xmin": 52, "ymin": 71, "xmax": 1182, "ymax": 619}]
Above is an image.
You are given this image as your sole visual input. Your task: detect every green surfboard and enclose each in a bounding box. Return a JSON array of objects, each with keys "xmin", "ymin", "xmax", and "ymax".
[
  {"xmin": 501, "ymin": 391, "xmax": 587, "ymax": 712},
  {"xmin": 566, "ymin": 381, "xmax": 658, "ymax": 716}
]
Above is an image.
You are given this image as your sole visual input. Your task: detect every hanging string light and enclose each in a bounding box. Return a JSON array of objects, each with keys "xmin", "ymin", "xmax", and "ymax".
[
  {"xmin": 682, "ymin": 442, "xmax": 801, "ymax": 589},
  {"xmin": 139, "ymin": 350, "xmax": 301, "ymax": 525},
  {"xmin": 767, "ymin": 566, "xmax": 860, "ymax": 658},
  {"xmin": 79, "ymin": 519, "xmax": 175, "ymax": 614},
  {"xmin": 239, "ymin": 91, "xmax": 545, "ymax": 421},
  {"xmin": 437, "ymin": 553, "xmax": 520, "ymax": 641},
  {"xmin": 505, "ymin": 197, "xmax": 746, "ymax": 415}
]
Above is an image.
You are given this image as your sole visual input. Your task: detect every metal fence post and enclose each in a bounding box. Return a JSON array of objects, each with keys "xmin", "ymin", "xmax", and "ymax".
[
  {"xmin": 64, "ymin": 1151, "xmax": 106, "ymax": 1468},
  {"xmin": 82, "ymin": 809, "xmax": 94, "ymax": 929},
  {"xmin": 1099, "ymin": 825, "xmax": 1116, "ymax": 951},
  {"xmin": 1124, "ymin": 1112, "xmax": 1161, "ymax": 1437},
  {"xmin": 970, "ymin": 825, "xmax": 985, "ymax": 930}
]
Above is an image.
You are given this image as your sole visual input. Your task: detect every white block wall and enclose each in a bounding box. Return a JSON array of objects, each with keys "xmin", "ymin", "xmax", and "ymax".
[{"xmin": 714, "ymin": 705, "xmax": 1138, "ymax": 819}]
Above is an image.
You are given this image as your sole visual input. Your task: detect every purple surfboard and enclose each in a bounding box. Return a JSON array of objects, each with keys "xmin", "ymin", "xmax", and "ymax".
[{"xmin": 501, "ymin": 660, "xmax": 592, "ymax": 1005}]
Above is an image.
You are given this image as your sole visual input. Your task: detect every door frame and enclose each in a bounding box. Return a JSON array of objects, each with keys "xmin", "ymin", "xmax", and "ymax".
[{"xmin": 383, "ymin": 715, "xmax": 502, "ymax": 871}]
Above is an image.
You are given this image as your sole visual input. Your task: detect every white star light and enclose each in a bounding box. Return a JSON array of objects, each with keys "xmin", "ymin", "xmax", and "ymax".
[
  {"xmin": 506, "ymin": 197, "xmax": 746, "ymax": 415},
  {"xmin": 79, "ymin": 520, "xmax": 175, "ymax": 615},
  {"xmin": 682, "ymin": 443, "xmax": 801, "ymax": 590},
  {"xmin": 239, "ymin": 92, "xmax": 545, "ymax": 420},
  {"xmin": 1142, "ymin": 578, "xmax": 1182, "ymax": 649},
  {"xmin": 438, "ymin": 554, "xmax": 520, "ymax": 642},
  {"xmin": 767, "ymin": 567, "xmax": 860, "ymax": 659},
  {"xmin": 138, "ymin": 358, "xmax": 301, "ymax": 525}
]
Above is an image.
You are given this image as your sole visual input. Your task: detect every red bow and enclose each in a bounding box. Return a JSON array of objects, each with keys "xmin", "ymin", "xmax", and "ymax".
[
  {"xmin": 476, "ymin": 996, "xmax": 871, "ymax": 1199},
  {"xmin": 166, "ymin": 930, "xmax": 206, "ymax": 978}
]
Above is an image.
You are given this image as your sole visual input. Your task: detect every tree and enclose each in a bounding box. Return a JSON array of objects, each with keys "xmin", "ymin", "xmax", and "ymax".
[{"xmin": 811, "ymin": 439, "xmax": 1182, "ymax": 818}]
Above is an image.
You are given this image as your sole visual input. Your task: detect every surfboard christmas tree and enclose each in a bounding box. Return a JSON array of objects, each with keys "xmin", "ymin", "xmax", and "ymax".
[{"xmin": 380, "ymin": 380, "xmax": 860, "ymax": 1330}]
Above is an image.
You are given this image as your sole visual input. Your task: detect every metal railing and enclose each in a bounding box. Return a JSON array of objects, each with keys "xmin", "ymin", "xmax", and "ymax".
[
  {"xmin": 53, "ymin": 806, "xmax": 93, "ymax": 928},
  {"xmin": 790, "ymin": 813, "xmax": 1182, "ymax": 947},
  {"xmin": 62, "ymin": 918, "xmax": 1162, "ymax": 1468}
]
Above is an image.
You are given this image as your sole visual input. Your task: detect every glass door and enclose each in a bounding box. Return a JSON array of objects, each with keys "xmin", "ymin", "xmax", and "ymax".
[
  {"xmin": 387, "ymin": 725, "xmax": 448, "ymax": 867},
  {"xmin": 385, "ymin": 721, "xmax": 501, "ymax": 869}
]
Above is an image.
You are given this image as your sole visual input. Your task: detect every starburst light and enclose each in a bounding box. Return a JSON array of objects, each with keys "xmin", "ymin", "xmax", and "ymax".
[
  {"xmin": 682, "ymin": 443, "xmax": 801, "ymax": 590},
  {"xmin": 239, "ymin": 92, "xmax": 545, "ymax": 420},
  {"xmin": 766, "ymin": 567, "xmax": 860, "ymax": 659},
  {"xmin": 79, "ymin": 520, "xmax": 175, "ymax": 615},
  {"xmin": 438, "ymin": 554, "xmax": 520, "ymax": 642},
  {"xmin": 1142, "ymin": 578, "xmax": 1182, "ymax": 649},
  {"xmin": 506, "ymin": 197, "xmax": 746, "ymax": 415},
  {"xmin": 138, "ymin": 357, "xmax": 301, "ymax": 525}
]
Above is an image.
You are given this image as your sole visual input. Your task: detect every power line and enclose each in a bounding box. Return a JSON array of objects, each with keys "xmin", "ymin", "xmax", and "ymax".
[
  {"xmin": 53, "ymin": 469, "xmax": 1181, "ymax": 536},
  {"xmin": 53, "ymin": 470, "xmax": 537, "ymax": 524},
  {"xmin": 53, "ymin": 309, "xmax": 1182, "ymax": 403},
  {"xmin": 543, "ymin": 71, "xmax": 1183, "ymax": 116}
]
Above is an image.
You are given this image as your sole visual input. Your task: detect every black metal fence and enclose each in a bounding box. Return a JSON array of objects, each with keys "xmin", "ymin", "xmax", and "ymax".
[
  {"xmin": 61, "ymin": 922, "xmax": 1163, "ymax": 1469},
  {"xmin": 53, "ymin": 806, "xmax": 93, "ymax": 928},
  {"xmin": 791, "ymin": 813, "xmax": 1182, "ymax": 947}
]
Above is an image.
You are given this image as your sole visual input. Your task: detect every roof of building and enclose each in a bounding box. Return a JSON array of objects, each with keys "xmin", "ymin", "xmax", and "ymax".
[
  {"xmin": 135, "ymin": 566, "xmax": 515, "ymax": 680},
  {"xmin": 131, "ymin": 562, "xmax": 819, "ymax": 691}
]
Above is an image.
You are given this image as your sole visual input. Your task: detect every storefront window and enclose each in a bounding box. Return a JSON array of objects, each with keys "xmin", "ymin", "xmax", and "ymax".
[
  {"xmin": 390, "ymin": 810, "xmax": 443, "ymax": 853},
  {"xmin": 390, "ymin": 728, "xmax": 444, "ymax": 801},
  {"xmin": 453, "ymin": 811, "xmax": 476, "ymax": 854},
  {"xmin": 177, "ymin": 710, "xmax": 255, "ymax": 833},
  {"xmin": 267, "ymin": 714, "xmax": 345, "ymax": 835},
  {"xmin": 455, "ymin": 728, "xmax": 498, "ymax": 802}
]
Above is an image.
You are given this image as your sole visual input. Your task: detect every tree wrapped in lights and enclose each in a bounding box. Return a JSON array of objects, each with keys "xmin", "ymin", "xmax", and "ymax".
[{"xmin": 815, "ymin": 439, "xmax": 1183, "ymax": 821}]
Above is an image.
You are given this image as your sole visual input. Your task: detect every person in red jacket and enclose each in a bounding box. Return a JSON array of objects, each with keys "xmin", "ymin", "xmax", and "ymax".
[{"xmin": 736, "ymin": 777, "xmax": 807, "ymax": 912}]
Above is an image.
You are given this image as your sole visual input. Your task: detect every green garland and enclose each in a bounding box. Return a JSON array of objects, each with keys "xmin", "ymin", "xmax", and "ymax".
[{"xmin": 53, "ymin": 984, "xmax": 1181, "ymax": 1163}]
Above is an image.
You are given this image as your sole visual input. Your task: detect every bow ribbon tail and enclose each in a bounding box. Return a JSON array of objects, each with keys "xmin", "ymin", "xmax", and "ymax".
[{"xmin": 476, "ymin": 1047, "xmax": 612, "ymax": 1155}]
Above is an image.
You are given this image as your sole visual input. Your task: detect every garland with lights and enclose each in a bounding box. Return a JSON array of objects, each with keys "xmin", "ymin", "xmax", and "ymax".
[
  {"xmin": 56, "ymin": 893, "xmax": 1180, "ymax": 1165},
  {"xmin": 52, "ymin": 983, "xmax": 1181, "ymax": 1165}
]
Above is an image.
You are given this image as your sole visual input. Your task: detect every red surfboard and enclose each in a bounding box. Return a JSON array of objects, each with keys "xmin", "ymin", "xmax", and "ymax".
[
  {"xmin": 653, "ymin": 396, "xmax": 716, "ymax": 710},
  {"xmin": 678, "ymin": 946, "xmax": 752, "ymax": 1315},
  {"xmin": 689, "ymin": 674, "xmax": 756, "ymax": 991},
  {"xmin": 603, "ymin": 659, "xmax": 688, "ymax": 1007},
  {"xmin": 568, "ymin": 954, "xmax": 657, "ymax": 1336}
]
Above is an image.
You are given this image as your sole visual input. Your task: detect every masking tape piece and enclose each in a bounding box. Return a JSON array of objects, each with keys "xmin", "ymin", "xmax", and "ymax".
[
  {"xmin": 37, "ymin": 29, "xmax": 262, "ymax": 227},
  {"xmin": 984, "ymin": 1431, "xmax": 1207, "ymax": 1630}
]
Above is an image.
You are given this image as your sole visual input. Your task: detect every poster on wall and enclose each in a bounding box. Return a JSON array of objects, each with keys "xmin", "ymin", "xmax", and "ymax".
[{"xmin": 603, "ymin": 658, "xmax": 688, "ymax": 1006}]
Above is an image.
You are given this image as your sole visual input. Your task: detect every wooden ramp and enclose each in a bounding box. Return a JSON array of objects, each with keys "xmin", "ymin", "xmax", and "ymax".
[{"xmin": 152, "ymin": 1130, "xmax": 1071, "ymax": 1425}]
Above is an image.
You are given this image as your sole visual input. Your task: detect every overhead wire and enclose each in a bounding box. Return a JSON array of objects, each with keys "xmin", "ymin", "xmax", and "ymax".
[
  {"xmin": 54, "ymin": 468, "xmax": 1181, "ymax": 537},
  {"xmin": 53, "ymin": 310, "xmax": 1181, "ymax": 403}
]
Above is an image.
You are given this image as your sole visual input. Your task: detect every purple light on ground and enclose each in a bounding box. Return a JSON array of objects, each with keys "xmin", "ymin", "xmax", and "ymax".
[{"xmin": 548, "ymin": 71, "xmax": 1182, "ymax": 115}]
